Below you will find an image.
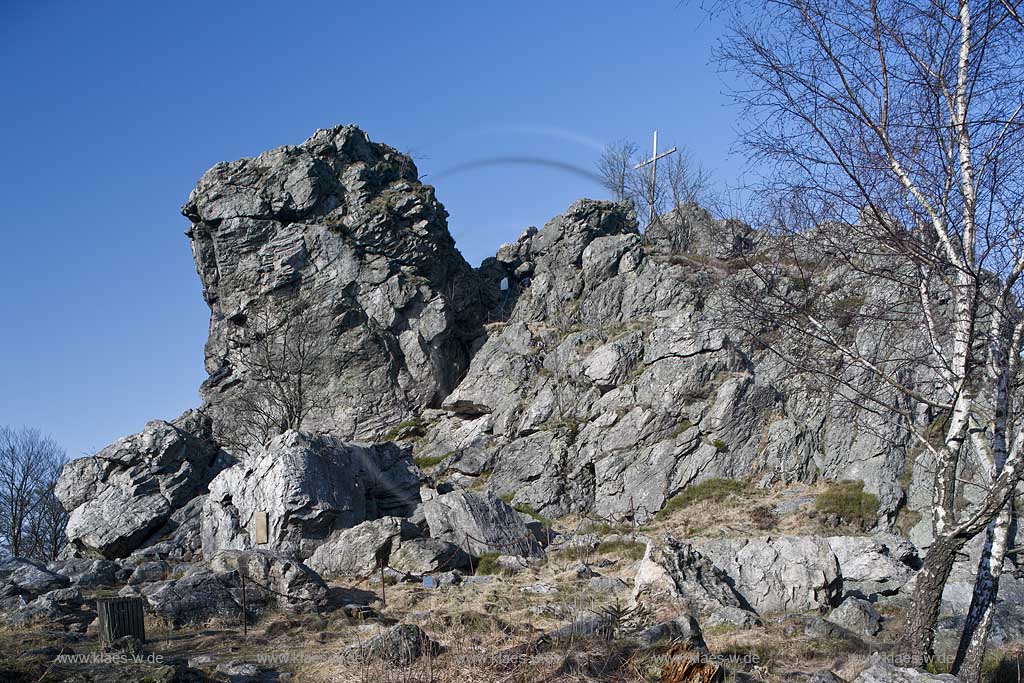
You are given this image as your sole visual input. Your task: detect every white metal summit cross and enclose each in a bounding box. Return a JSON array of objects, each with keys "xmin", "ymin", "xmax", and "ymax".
[{"xmin": 634, "ymin": 129, "xmax": 677, "ymax": 227}]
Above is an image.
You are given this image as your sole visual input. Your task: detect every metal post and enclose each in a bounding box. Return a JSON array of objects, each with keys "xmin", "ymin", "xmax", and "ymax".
[
  {"xmin": 240, "ymin": 570, "xmax": 247, "ymax": 637},
  {"xmin": 465, "ymin": 534, "xmax": 475, "ymax": 575}
]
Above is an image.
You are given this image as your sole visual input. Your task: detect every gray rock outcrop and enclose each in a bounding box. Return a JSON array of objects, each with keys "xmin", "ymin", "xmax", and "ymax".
[
  {"xmin": 142, "ymin": 549, "xmax": 327, "ymax": 626},
  {"xmin": 828, "ymin": 534, "xmax": 918, "ymax": 599},
  {"xmin": 183, "ymin": 125, "xmax": 487, "ymax": 446},
  {"xmin": 306, "ymin": 516, "xmax": 420, "ymax": 577},
  {"xmin": 631, "ymin": 535, "xmax": 748, "ymax": 617},
  {"xmin": 827, "ymin": 596, "xmax": 882, "ymax": 636},
  {"xmin": 422, "ymin": 490, "xmax": 542, "ymax": 557},
  {"xmin": 852, "ymin": 656, "xmax": 960, "ymax": 682},
  {"xmin": 56, "ymin": 410, "xmax": 228, "ymax": 558},
  {"xmin": 349, "ymin": 623, "xmax": 443, "ymax": 666},
  {"xmin": 388, "ymin": 537, "xmax": 471, "ymax": 574},
  {"xmin": 201, "ymin": 430, "xmax": 420, "ymax": 558},
  {"xmin": 47, "ymin": 558, "xmax": 119, "ymax": 588},
  {"xmin": 414, "ymin": 198, "xmax": 916, "ymax": 526},
  {"xmin": 694, "ymin": 536, "xmax": 842, "ymax": 614},
  {"xmin": 0, "ymin": 557, "xmax": 69, "ymax": 596}
]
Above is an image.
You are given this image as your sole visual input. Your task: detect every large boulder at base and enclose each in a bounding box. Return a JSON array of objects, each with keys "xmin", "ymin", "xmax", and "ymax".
[
  {"xmin": 852, "ymin": 656, "xmax": 960, "ymax": 682},
  {"xmin": 307, "ymin": 516, "xmax": 420, "ymax": 578},
  {"xmin": 422, "ymin": 490, "xmax": 542, "ymax": 557},
  {"xmin": 0, "ymin": 587, "xmax": 93, "ymax": 630},
  {"xmin": 828, "ymin": 534, "xmax": 918, "ymax": 599},
  {"xmin": 0, "ymin": 557, "xmax": 69, "ymax": 596},
  {"xmin": 348, "ymin": 623, "xmax": 443, "ymax": 665},
  {"xmin": 56, "ymin": 410, "xmax": 229, "ymax": 559},
  {"xmin": 142, "ymin": 550, "xmax": 327, "ymax": 626},
  {"xmin": 201, "ymin": 430, "xmax": 420, "ymax": 558},
  {"xmin": 48, "ymin": 558, "xmax": 119, "ymax": 588},
  {"xmin": 693, "ymin": 536, "xmax": 841, "ymax": 614},
  {"xmin": 827, "ymin": 596, "xmax": 882, "ymax": 637},
  {"xmin": 632, "ymin": 535, "xmax": 749, "ymax": 618},
  {"xmin": 183, "ymin": 125, "xmax": 488, "ymax": 447},
  {"xmin": 389, "ymin": 537, "xmax": 472, "ymax": 574}
]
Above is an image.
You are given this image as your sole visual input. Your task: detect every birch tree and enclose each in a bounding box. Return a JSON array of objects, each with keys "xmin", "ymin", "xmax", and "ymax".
[{"xmin": 714, "ymin": 0, "xmax": 1024, "ymax": 676}]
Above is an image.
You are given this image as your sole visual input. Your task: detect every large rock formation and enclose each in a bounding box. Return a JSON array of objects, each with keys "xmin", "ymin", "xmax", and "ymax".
[
  {"xmin": 414, "ymin": 199, "xmax": 916, "ymax": 525},
  {"xmin": 56, "ymin": 410, "xmax": 229, "ymax": 558},
  {"xmin": 183, "ymin": 125, "xmax": 489, "ymax": 445},
  {"xmin": 201, "ymin": 430, "xmax": 420, "ymax": 559}
]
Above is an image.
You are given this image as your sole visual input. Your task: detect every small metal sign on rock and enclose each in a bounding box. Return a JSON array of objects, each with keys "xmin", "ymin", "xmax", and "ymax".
[{"xmin": 253, "ymin": 511, "xmax": 269, "ymax": 545}]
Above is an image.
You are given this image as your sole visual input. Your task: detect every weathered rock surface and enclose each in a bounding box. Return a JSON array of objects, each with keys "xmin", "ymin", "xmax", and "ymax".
[
  {"xmin": 852, "ymin": 656, "xmax": 960, "ymax": 682},
  {"xmin": 0, "ymin": 587, "xmax": 93, "ymax": 630},
  {"xmin": 0, "ymin": 557, "xmax": 69, "ymax": 596},
  {"xmin": 827, "ymin": 596, "xmax": 882, "ymax": 636},
  {"xmin": 693, "ymin": 536, "xmax": 841, "ymax": 614},
  {"xmin": 414, "ymin": 198, "xmax": 915, "ymax": 526},
  {"xmin": 388, "ymin": 537, "xmax": 471, "ymax": 574},
  {"xmin": 184, "ymin": 125, "xmax": 488, "ymax": 445},
  {"xmin": 48, "ymin": 558, "xmax": 119, "ymax": 588},
  {"xmin": 828, "ymin": 534, "xmax": 918, "ymax": 599},
  {"xmin": 56, "ymin": 410, "xmax": 228, "ymax": 559},
  {"xmin": 422, "ymin": 490, "xmax": 542, "ymax": 557},
  {"xmin": 202, "ymin": 430, "xmax": 420, "ymax": 558},
  {"xmin": 349, "ymin": 623, "xmax": 443, "ymax": 665},
  {"xmin": 306, "ymin": 516, "xmax": 419, "ymax": 577},
  {"xmin": 142, "ymin": 550, "xmax": 327, "ymax": 626},
  {"xmin": 632, "ymin": 535, "xmax": 748, "ymax": 618}
]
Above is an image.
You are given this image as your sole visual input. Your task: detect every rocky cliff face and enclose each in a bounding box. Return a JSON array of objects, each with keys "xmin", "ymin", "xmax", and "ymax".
[
  {"xmin": 56, "ymin": 127, "xmax": 938, "ymax": 558},
  {"xmin": 412, "ymin": 199, "xmax": 918, "ymax": 528},
  {"xmin": 183, "ymin": 125, "xmax": 490, "ymax": 444}
]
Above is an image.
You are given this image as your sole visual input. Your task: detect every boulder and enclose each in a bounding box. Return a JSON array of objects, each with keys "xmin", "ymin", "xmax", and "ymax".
[
  {"xmin": 828, "ymin": 534, "xmax": 917, "ymax": 599},
  {"xmin": 128, "ymin": 561, "xmax": 170, "ymax": 586},
  {"xmin": 422, "ymin": 490, "xmax": 542, "ymax": 557},
  {"xmin": 587, "ymin": 576, "xmax": 629, "ymax": 594},
  {"xmin": 827, "ymin": 596, "xmax": 882, "ymax": 637},
  {"xmin": 184, "ymin": 125, "xmax": 487, "ymax": 447},
  {"xmin": 143, "ymin": 550, "xmax": 327, "ymax": 626},
  {"xmin": 348, "ymin": 623, "xmax": 443, "ymax": 665},
  {"xmin": 852, "ymin": 656, "xmax": 960, "ymax": 682},
  {"xmin": 634, "ymin": 614, "xmax": 709, "ymax": 650},
  {"xmin": 48, "ymin": 558, "xmax": 119, "ymax": 588},
  {"xmin": 388, "ymin": 537, "xmax": 471, "ymax": 574},
  {"xmin": 56, "ymin": 410, "xmax": 228, "ymax": 558},
  {"xmin": 209, "ymin": 549, "xmax": 329, "ymax": 605},
  {"xmin": 694, "ymin": 536, "xmax": 841, "ymax": 614},
  {"xmin": 0, "ymin": 587, "xmax": 92, "ymax": 630},
  {"xmin": 0, "ymin": 557, "xmax": 69, "ymax": 595},
  {"xmin": 632, "ymin": 535, "xmax": 748, "ymax": 618},
  {"xmin": 306, "ymin": 517, "xmax": 419, "ymax": 578},
  {"xmin": 201, "ymin": 430, "xmax": 420, "ymax": 558}
]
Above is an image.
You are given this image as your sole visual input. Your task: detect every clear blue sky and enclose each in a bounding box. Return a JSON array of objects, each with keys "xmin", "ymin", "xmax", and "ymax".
[{"xmin": 0, "ymin": 1, "xmax": 743, "ymax": 458}]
